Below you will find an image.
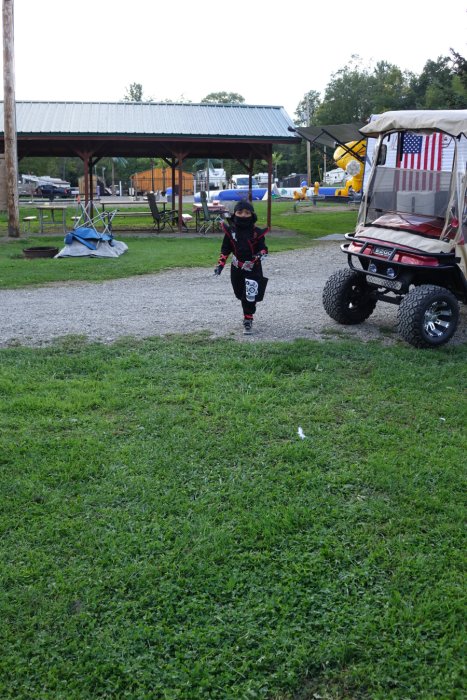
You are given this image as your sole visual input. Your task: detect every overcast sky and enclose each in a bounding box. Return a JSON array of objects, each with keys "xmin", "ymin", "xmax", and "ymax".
[{"xmin": 1, "ymin": 0, "xmax": 466, "ymax": 119}]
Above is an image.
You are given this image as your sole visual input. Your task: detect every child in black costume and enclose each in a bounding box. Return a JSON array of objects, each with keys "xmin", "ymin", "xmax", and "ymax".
[{"xmin": 214, "ymin": 200, "xmax": 269, "ymax": 334}]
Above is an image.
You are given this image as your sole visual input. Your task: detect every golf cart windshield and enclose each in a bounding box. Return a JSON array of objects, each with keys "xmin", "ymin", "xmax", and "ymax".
[{"xmin": 364, "ymin": 133, "xmax": 455, "ymax": 241}]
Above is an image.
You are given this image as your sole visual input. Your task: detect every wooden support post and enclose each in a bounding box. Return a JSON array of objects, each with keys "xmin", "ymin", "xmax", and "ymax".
[
  {"xmin": 178, "ymin": 163, "xmax": 183, "ymax": 232},
  {"xmin": 171, "ymin": 165, "xmax": 176, "ymax": 212},
  {"xmin": 267, "ymin": 147, "xmax": 272, "ymax": 230},
  {"xmin": 174, "ymin": 151, "xmax": 189, "ymax": 233},
  {"xmin": 2, "ymin": 0, "xmax": 20, "ymax": 237},
  {"xmin": 76, "ymin": 150, "xmax": 94, "ymax": 209},
  {"xmin": 83, "ymin": 154, "xmax": 89, "ymax": 205},
  {"xmin": 248, "ymin": 154, "xmax": 254, "ymax": 202}
]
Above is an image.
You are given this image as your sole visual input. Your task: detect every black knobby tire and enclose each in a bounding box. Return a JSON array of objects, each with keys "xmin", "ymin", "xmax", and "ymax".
[
  {"xmin": 397, "ymin": 285, "xmax": 459, "ymax": 348},
  {"xmin": 322, "ymin": 268, "xmax": 377, "ymax": 325}
]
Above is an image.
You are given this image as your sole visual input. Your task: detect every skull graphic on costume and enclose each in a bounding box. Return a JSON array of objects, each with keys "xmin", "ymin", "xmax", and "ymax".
[{"xmin": 245, "ymin": 278, "xmax": 259, "ymax": 302}]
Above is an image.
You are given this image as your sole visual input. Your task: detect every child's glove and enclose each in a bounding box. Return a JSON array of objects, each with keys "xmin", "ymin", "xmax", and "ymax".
[{"xmin": 213, "ymin": 265, "xmax": 223, "ymax": 276}]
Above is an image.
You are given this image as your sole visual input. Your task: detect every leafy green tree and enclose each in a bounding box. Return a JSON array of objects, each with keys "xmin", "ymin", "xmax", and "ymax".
[
  {"xmin": 451, "ymin": 49, "xmax": 467, "ymax": 89},
  {"xmin": 123, "ymin": 83, "xmax": 146, "ymax": 102},
  {"xmin": 410, "ymin": 55, "xmax": 467, "ymax": 108},
  {"xmin": 294, "ymin": 90, "xmax": 321, "ymax": 126},
  {"xmin": 268, "ymin": 142, "xmax": 319, "ymax": 183},
  {"xmin": 201, "ymin": 92, "xmax": 245, "ymax": 104},
  {"xmin": 18, "ymin": 156, "xmax": 83, "ymax": 185},
  {"xmin": 411, "ymin": 57, "xmax": 450, "ymax": 107},
  {"xmin": 307, "ymin": 56, "xmax": 414, "ymax": 124},
  {"xmin": 293, "ymin": 58, "xmax": 413, "ymax": 180},
  {"xmin": 272, "ymin": 151, "xmax": 283, "ymax": 179},
  {"xmin": 367, "ymin": 61, "xmax": 413, "ymax": 112},
  {"xmin": 312, "ymin": 56, "xmax": 373, "ymax": 123}
]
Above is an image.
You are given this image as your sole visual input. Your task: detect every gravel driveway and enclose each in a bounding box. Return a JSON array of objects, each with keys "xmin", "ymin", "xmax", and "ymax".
[{"xmin": 2, "ymin": 239, "xmax": 466, "ymax": 348}]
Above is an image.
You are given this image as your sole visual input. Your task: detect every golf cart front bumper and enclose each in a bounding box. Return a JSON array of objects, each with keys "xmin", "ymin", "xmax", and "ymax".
[{"xmin": 342, "ymin": 233, "xmax": 459, "ymax": 294}]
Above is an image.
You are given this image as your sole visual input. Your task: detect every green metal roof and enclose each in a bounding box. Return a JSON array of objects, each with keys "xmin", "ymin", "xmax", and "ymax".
[{"xmin": 0, "ymin": 101, "xmax": 298, "ymax": 140}]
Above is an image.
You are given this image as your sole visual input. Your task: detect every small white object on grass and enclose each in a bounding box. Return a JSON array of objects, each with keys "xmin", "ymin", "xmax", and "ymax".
[{"xmin": 298, "ymin": 427, "xmax": 307, "ymax": 440}]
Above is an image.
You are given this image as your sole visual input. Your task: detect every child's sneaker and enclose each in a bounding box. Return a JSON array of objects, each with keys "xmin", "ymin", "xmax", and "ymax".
[{"xmin": 243, "ymin": 319, "xmax": 253, "ymax": 335}]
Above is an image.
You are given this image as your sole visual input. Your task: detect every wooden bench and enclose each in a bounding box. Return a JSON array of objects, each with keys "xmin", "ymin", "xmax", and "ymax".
[
  {"xmin": 111, "ymin": 208, "xmax": 193, "ymax": 230},
  {"xmin": 22, "ymin": 215, "xmax": 38, "ymax": 232},
  {"xmin": 109, "ymin": 211, "xmax": 154, "ymax": 230},
  {"xmin": 112, "ymin": 211, "xmax": 153, "ymax": 219}
]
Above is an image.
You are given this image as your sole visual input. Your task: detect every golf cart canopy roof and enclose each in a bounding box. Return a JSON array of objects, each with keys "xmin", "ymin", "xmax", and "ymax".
[{"xmin": 360, "ymin": 110, "xmax": 467, "ymax": 139}]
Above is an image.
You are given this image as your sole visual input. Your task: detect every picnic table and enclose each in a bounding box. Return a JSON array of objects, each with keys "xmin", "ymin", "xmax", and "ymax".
[{"xmin": 36, "ymin": 204, "xmax": 68, "ymax": 233}]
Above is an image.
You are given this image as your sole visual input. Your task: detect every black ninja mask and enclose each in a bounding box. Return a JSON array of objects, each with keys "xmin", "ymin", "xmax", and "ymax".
[{"xmin": 232, "ymin": 200, "xmax": 257, "ymax": 227}]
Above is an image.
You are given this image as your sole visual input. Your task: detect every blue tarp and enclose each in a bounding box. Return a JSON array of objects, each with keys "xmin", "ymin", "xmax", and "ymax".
[{"xmin": 64, "ymin": 227, "xmax": 114, "ymax": 250}]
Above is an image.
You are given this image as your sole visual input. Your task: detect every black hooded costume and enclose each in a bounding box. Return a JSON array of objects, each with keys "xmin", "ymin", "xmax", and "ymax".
[{"xmin": 214, "ymin": 201, "xmax": 269, "ymax": 319}]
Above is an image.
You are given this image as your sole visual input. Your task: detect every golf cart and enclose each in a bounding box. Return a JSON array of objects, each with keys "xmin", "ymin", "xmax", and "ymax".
[{"xmin": 322, "ymin": 110, "xmax": 467, "ymax": 348}]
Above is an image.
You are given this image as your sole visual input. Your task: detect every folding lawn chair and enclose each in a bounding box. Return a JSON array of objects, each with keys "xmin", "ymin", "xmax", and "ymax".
[
  {"xmin": 72, "ymin": 199, "xmax": 116, "ymax": 235},
  {"xmin": 198, "ymin": 191, "xmax": 224, "ymax": 234},
  {"xmin": 147, "ymin": 192, "xmax": 192, "ymax": 232}
]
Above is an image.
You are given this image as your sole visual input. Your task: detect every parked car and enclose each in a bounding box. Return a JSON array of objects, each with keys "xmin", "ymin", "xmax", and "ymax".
[{"xmin": 35, "ymin": 184, "xmax": 71, "ymax": 199}]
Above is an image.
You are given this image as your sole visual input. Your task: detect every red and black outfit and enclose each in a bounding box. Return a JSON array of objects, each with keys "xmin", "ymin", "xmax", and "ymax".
[{"xmin": 216, "ymin": 218, "xmax": 269, "ymax": 320}]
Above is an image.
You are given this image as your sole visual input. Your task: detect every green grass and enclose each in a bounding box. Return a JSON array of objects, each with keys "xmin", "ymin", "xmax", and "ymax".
[
  {"xmin": 0, "ymin": 204, "xmax": 357, "ymax": 289},
  {"xmin": 265, "ymin": 200, "xmax": 357, "ymax": 236},
  {"xmin": 0, "ymin": 235, "xmax": 227, "ymax": 288},
  {"xmin": 2, "ymin": 202, "xmax": 165, "ymax": 234},
  {"xmin": 1, "ymin": 335, "xmax": 465, "ymax": 699},
  {"xmin": 0, "ymin": 199, "xmax": 356, "ymax": 238},
  {"xmin": 0, "ymin": 235, "xmax": 312, "ymax": 289}
]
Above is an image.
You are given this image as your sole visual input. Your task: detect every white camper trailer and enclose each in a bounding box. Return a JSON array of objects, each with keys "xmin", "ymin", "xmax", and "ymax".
[
  {"xmin": 324, "ymin": 168, "xmax": 346, "ymax": 185},
  {"xmin": 231, "ymin": 174, "xmax": 260, "ymax": 189},
  {"xmin": 196, "ymin": 167, "xmax": 227, "ymax": 191}
]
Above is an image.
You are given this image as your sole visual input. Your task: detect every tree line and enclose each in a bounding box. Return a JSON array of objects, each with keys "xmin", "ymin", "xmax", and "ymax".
[
  {"xmin": 19, "ymin": 51, "xmax": 466, "ymax": 187},
  {"xmin": 286, "ymin": 50, "xmax": 466, "ymax": 179}
]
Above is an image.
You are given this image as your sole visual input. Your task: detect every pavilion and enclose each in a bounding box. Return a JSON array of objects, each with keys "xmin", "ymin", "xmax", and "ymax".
[{"xmin": 0, "ymin": 101, "xmax": 301, "ymax": 230}]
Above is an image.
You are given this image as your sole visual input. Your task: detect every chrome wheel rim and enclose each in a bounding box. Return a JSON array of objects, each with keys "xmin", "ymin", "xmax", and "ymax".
[{"xmin": 423, "ymin": 301, "xmax": 453, "ymax": 338}]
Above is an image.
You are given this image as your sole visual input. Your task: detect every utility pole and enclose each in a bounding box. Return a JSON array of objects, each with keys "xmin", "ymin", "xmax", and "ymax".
[
  {"xmin": 306, "ymin": 99, "xmax": 311, "ymax": 188},
  {"xmin": 2, "ymin": 0, "xmax": 20, "ymax": 237}
]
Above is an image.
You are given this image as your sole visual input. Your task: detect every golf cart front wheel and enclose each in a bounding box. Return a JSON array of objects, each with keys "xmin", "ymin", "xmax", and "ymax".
[
  {"xmin": 397, "ymin": 285, "xmax": 459, "ymax": 348},
  {"xmin": 322, "ymin": 268, "xmax": 377, "ymax": 324}
]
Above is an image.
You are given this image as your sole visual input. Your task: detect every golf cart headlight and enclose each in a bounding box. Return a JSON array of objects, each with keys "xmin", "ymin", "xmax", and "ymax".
[
  {"xmin": 386, "ymin": 267, "xmax": 396, "ymax": 278},
  {"xmin": 368, "ymin": 262, "xmax": 377, "ymax": 273}
]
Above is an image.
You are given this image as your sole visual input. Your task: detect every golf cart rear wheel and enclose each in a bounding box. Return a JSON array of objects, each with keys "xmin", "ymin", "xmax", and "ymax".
[
  {"xmin": 322, "ymin": 268, "xmax": 377, "ymax": 324},
  {"xmin": 397, "ymin": 285, "xmax": 459, "ymax": 348}
]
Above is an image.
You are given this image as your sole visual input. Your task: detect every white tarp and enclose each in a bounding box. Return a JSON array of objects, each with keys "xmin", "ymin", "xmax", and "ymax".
[
  {"xmin": 56, "ymin": 240, "xmax": 128, "ymax": 258},
  {"xmin": 55, "ymin": 228, "xmax": 128, "ymax": 258}
]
